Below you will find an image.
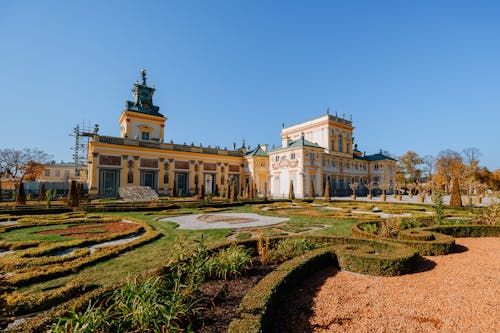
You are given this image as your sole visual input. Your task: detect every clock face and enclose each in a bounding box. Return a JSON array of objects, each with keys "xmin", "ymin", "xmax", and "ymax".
[{"xmin": 140, "ymin": 91, "xmax": 150, "ymax": 100}]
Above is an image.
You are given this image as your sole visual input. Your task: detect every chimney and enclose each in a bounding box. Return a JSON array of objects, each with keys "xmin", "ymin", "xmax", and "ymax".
[{"xmin": 282, "ymin": 136, "xmax": 291, "ymax": 147}]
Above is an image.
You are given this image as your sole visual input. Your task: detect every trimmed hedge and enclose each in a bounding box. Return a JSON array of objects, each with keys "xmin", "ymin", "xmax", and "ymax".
[
  {"xmin": 352, "ymin": 221, "xmax": 456, "ymax": 256},
  {"xmin": 334, "ymin": 239, "xmax": 418, "ymax": 276},
  {"xmin": 398, "ymin": 229, "xmax": 436, "ymax": 241},
  {"xmin": 229, "ymin": 247, "xmax": 336, "ymax": 333},
  {"xmin": 9, "ymin": 283, "xmax": 120, "ymax": 333},
  {"xmin": 3, "ymin": 217, "xmax": 161, "ymax": 287},
  {"xmin": 424, "ymin": 224, "xmax": 500, "ymax": 238},
  {"xmin": 3, "ymin": 280, "xmax": 97, "ymax": 317}
]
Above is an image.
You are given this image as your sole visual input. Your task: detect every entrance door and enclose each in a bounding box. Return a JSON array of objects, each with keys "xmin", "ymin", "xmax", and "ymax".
[
  {"xmin": 204, "ymin": 173, "xmax": 215, "ymax": 195},
  {"xmin": 140, "ymin": 171, "xmax": 157, "ymax": 190},
  {"xmin": 175, "ymin": 172, "xmax": 189, "ymax": 196},
  {"xmin": 100, "ymin": 169, "xmax": 119, "ymax": 197}
]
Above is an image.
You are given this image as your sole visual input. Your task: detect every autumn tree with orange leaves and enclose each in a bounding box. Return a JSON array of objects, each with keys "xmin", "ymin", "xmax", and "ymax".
[
  {"xmin": 434, "ymin": 150, "xmax": 465, "ymax": 192},
  {"xmin": 0, "ymin": 148, "xmax": 51, "ymax": 182}
]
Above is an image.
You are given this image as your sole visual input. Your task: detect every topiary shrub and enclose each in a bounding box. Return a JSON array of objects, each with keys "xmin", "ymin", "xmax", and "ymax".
[
  {"xmin": 67, "ymin": 180, "xmax": 79, "ymax": 207},
  {"xmin": 38, "ymin": 183, "xmax": 46, "ymax": 201},
  {"xmin": 15, "ymin": 182, "xmax": 26, "ymax": 206}
]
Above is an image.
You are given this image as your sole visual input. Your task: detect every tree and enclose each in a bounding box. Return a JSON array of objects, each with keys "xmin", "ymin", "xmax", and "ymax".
[
  {"xmin": 349, "ymin": 182, "xmax": 359, "ymax": 196},
  {"xmin": 397, "ymin": 151, "xmax": 423, "ymax": 184},
  {"xmin": 422, "ymin": 155, "xmax": 435, "ymax": 181},
  {"xmin": 434, "ymin": 150, "xmax": 464, "ymax": 191},
  {"xmin": 0, "ymin": 148, "xmax": 51, "ymax": 181},
  {"xmin": 462, "ymin": 147, "xmax": 481, "ymax": 184}
]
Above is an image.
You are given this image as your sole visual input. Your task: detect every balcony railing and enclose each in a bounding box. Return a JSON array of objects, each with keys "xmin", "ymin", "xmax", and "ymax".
[{"xmin": 94, "ymin": 136, "xmax": 244, "ymax": 157}]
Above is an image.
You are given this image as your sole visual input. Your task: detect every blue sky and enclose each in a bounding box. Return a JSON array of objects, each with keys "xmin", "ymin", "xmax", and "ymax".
[{"xmin": 0, "ymin": 1, "xmax": 499, "ymax": 169}]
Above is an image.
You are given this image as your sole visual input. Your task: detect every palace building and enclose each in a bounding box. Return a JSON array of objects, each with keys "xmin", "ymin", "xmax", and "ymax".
[{"xmin": 86, "ymin": 70, "xmax": 396, "ymax": 198}]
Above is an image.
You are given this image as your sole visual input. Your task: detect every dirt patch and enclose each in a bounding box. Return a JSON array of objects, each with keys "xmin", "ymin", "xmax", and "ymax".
[
  {"xmin": 196, "ymin": 214, "xmax": 257, "ymax": 224},
  {"xmin": 270, "ymin": 237, "xmax": 500, "ymax": 333},
  {"xmin": 35, "ymin": 222, "xmax": 139, "ymax": 238},
  {"xmin": 194, "ymin": 264, "xmax": 274, "ymax": 333}
]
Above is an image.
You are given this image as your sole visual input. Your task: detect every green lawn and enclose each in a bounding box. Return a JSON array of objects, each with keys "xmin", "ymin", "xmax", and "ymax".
[
  {"xmin": 0, "ymin": 224, "xmax": 79, "ymax": 242},
  {"xmin": 20, "ymin": 205, "xmax": 358, "ymax": 294}
]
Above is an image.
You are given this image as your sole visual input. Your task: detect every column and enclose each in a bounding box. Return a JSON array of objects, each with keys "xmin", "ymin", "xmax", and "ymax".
[
  {"xmin": 158, "ymin": 158, "xmax": 165, "ymax": 193},
  {"xmin": 168, "ymin": 159, "xmax": 175, "ymax": 194},
  {"xmin": 121, "ymin": 155, "xmax": 128, "ymax": 187}
]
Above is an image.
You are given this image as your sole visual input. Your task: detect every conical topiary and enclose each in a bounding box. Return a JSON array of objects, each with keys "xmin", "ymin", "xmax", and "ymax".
[
  {"xmin": 77, "ymin": 183, "xmax": 84, "ymax": 200},
  {"xmin": 230, "ymin": 182, "xmax": 236, "ymax": 203},
  {"xmin": 449, "ymin": 177, "xmax": 463, "ymax": 208},
  {"xmin": 309, "ymin": 178, "xmax": 314, "ymax": 198},
  {"xmin": 171, "ymin": 180, "xmax": 177, "ymax": 197},
  {"xmin": 67, "ymin": 180, "xmax": 79, "ymax": 207},
  {"xmin": 198, "ymin": 184, "xmax": 205, "ymax": 200},
  {"xmin": 324, "ymin": 178, "xmax": 330, "ymax": 200},
  {"xmin": 39, "ymin": 183, "xmax": 46, "ymax": 201},
  {"xmin": 288, "ymin": 180, "xmax": 295, "ymax": 200},
  {"xmin": 16, "ymin": 182, "xmax": 26, "ymax": 206}
]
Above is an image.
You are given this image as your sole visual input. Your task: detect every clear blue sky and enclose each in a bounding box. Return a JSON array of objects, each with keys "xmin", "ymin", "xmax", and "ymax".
[{"xmin": 1, "ymin": 0, "xmax": 499, "ymax": 169}]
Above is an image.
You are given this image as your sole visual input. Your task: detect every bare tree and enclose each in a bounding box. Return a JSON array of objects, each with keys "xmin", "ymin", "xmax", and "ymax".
[
  {"xmin": 0, "ymin": 148, "xmax": 51, "ymax": 181},
  {"xmin": 462, "ymin": 147, "xmax": 481, "ymax": 183},
  {"xmin": 422, "ymin": 155, "xmax": 435, "ymax": 181}
]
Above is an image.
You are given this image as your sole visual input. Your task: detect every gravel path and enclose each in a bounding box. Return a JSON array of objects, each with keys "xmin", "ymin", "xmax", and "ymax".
[
  {"xmin": 161, "ymin": 213, "xmax": 289, "ymax": 230},
  {"xmin": 272, "ymin": 237, "xmax": 500, "ymax": 333}
]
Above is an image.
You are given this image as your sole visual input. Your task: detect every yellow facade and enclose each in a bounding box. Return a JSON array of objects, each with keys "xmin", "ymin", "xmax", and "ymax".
[{"xmin": 87, "ymin": 71, "xmax": 396, "ymax": 199}]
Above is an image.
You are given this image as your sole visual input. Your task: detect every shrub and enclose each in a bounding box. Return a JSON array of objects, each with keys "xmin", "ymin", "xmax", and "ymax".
[
  {"xmin": 235, "ymin": 232, "xmax": 251, "ymax": 240},
  {"xmin": 474, "ymin": 199, "xmax": 500, "ymax": 225},
  {"xmin": 433, "ymin": 191, "xmax": 445, "ymax": 224},
  {"xmin": 206, "ymin": 244, "xmax": 253, "ymax": 279},
  {"xmin": 351, "ymin": 221, "xmax": 455, "ymax": 256},
  {"xmin": 16, "ymin": 183, "xmax": 26, "ymax": 206},
  {"xmin": 267, "ymin": 238, "xmax": 323, "ymax": 264},
  {"xmin": 399, "ymin": 218, "xmax": 424, "ymax": 230},
  {"xmin": 360, "ymin": 222, "xmax": 379, "ymax": 234},
  {"xmin": 52, "ymin": 241, "xmax": 208, "ymax": 332},
  {"xmin": 424, "ymin": 224, "xmax": 500, "ymax": 238}
]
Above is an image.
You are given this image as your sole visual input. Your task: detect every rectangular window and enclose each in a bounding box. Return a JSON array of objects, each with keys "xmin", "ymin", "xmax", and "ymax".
[
  {"xmin": 275, "ymin": 156, "xmax": 280, "ymax": 162},
  {"xmin": 290, "ymin": 153, "xmax": 296, "ymax": 160},
  {"xmin": 141, "ymin": 131, "xmax": 150, "ymax": 140},
  {"xmin": 310, "ymin": 153, "xmax": 315, "ymax": 160},
  {"xmin": 64, "ymin": 170, "xmax": 70, "ymax": 178},
  {"xmin": 331, "ymin": 160, "xmax": 335, "ymax": 168},
  {"xmin": 45, "ymin": 169, "xmax": 50, "ymax": 177},
  {"xmin": 54, "ymin": 170, "xmax": 60, "ymax": 177},
  {"xmin": 322, "ymin": 159, "xmax": 325, "ymax": 167}
]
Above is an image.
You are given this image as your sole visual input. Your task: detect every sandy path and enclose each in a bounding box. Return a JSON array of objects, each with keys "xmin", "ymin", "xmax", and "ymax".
[{"xmin": 271, "ymin": 237, "xmax": 500, "ymax": 333}]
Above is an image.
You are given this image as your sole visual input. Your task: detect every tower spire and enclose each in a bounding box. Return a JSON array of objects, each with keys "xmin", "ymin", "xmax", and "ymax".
[{"xmin": 141, "ymin": 68, "xmax": 147, "ymax": 85}]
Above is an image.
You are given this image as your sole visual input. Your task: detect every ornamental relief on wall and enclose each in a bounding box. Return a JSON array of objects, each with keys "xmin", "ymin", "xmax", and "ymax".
[{"xmin": 272, "ymin": 158, "xmax": 299, "ymax": 170}]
